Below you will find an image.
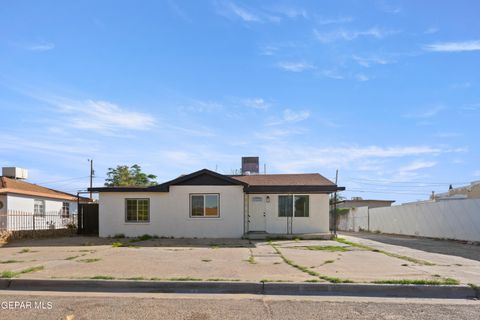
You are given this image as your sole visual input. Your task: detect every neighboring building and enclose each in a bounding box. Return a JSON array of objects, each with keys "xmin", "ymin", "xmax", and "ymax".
[
  {"xmin": 336, "ymin": 197, "xmax": 395, "ymax": 209},
  {"xmin": 89, "ymin": 165, "xmax": 344, "ymax": 238},
  {"xmin": 0, "ymin": 167, "xmax": 90, "ymax": 231},
  {"xmin": 332, "ymin": 197, "xmax": 395, "ymax": 231},
  {"xmin": 434, "ymin": 181, "xmax": 480, "ymax": 200}
]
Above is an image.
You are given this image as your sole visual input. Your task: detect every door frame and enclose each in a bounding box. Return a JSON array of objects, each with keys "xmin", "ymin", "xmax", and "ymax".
[{"xmin": 248, "ymin": 195, "xmax": 266, "ymax": 232}]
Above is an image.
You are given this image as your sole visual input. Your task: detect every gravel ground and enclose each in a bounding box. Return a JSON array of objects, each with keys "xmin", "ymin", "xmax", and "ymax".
[{"xmin": 0, "ymin": 291, "xmax": 479, "ymax": 320}]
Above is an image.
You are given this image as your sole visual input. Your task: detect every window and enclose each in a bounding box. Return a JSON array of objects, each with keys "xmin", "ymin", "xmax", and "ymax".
[
  {"xmin": 278, "ymin": 195, "xmax": 293, "ymax": 217},
  {"xmin": 125, "ymin": 199, "xmax": 150, "ymax": 222},
  {"xmin": 278, "ymin": 195, "xmax": 309, "ymax": 217},
  {"xmin": 62, "ymin": 202, "xmax": 70, "ymax": 217},
  {"xmin": 190, "ymin": 194, "xmax": 219, "ymax": 217},
  {"xmin": 34, "ymin": 199, "xmax": 45, "ymax": 216},
  {"xmin": 294, "ymin": 195, "xmax": 309, "ymax": 217}
]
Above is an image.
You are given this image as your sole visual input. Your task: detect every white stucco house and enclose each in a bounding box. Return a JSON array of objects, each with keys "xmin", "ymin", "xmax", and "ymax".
[
  {"xmin": 0, "ymin": 167, "xmax": 90, "ymax": 231},
  {"xmin": 90, "ymin": 168, "xmax": 344, "ymax": 238}
]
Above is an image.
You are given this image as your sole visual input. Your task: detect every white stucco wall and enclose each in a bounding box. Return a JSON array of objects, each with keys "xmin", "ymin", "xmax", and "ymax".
[
  {"xmin": 98, "ymin": 186, "xmax": 245, "ymax": 238},
  {"xmin": 336, "ymin": 199, "xmax": 480, "ymax": 242},
  {"xmin": 3, "ymin": 194, "xmax": 78, "ymax": 231},
  {"xmin": 6, "ymin": 194, "xmax": 78, "ymax": 214},
  {"xmin": 247, "ymin": 193, "xmax": 330, "ymax": 234}
]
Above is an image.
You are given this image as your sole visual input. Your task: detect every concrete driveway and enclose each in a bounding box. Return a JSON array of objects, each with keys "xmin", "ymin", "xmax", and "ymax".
[
  {"xmin": 1, "ymin": 235, "xmax": 479, "ymax": 285},
  {"xmin": 340, "ymin": 231, "xmax": 480, "ymax": 261}
]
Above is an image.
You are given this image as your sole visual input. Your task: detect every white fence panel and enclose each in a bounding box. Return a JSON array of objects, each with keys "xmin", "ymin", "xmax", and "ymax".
[{"xmin": 338, "ymin": 199, "xmax": 480, "ymax": 242}]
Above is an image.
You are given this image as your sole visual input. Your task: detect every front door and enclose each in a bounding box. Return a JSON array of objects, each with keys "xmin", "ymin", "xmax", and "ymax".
[{"xmin": 249, "ymin": 196, "xmax": 266, "ymax": 232}]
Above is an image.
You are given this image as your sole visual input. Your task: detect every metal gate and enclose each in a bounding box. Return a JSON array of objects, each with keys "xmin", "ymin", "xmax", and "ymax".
[{"xmin": 78, "ymin": 203, "xmax": 99, "ymax": 235}]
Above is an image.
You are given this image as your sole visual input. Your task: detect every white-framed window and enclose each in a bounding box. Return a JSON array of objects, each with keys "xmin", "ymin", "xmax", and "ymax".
[
  {"xmin": 62, "ymin": 202, "xmax": 70, "ymax": 217},
  {"xmin": 125, "ymin": 199, "xmax": 150, "ymax": 222},
  {"xmin": 278, "ymin": 195, "xmax": 309, "ymax": 217},
  {"xmin": 190, "ymin": 194, "xmax": 220, "ymax": 218},
  {"xmin": 34, "ymin": 199, "xmax": 45, "ymax": 216}
]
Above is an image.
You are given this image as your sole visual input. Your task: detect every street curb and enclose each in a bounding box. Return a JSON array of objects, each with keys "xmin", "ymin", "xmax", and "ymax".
[
  {"xmin": 0, "ymin": 279, "xmax": 262, "ymax": 294},
  {"xmin": 0, "ymin": 279, "xmax": 477, "ymax": 299},
  {"xmin": 263, "ymin": 283, "xmax": 478, "ymax": 299}
]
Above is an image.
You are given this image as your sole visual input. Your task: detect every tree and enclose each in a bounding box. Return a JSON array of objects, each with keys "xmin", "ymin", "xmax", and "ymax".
[{"xmin": 104, "ymin": 164, "xmax": 157, "ymax": 187}]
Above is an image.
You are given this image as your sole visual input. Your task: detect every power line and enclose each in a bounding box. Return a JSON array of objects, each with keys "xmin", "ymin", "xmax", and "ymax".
[
  {"xmin": 34, "ymin": 176, "xmax": 90, "ymax": 185},
  {"xmin": 346, "ymin": 181, "xmax": 449, "ymax": 190},
  {"xmin": 346, "ymin": 188, "xmax": 429, "ymax": 196},
  {"xmin": 346, "ymin": 177, "xmax": 471, "ymax": 186}
]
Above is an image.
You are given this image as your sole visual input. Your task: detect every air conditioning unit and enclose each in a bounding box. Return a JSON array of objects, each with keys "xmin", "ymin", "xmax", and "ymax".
[{"xmin": 2, "ymin": 167, "xmax": 29, "ymax": 180}]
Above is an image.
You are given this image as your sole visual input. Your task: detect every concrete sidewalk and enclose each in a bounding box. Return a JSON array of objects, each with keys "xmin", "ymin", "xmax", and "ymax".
[
  {"xmin": 1, "ymin": 235, "xmax": 480, "ymax": 286},
  {"xmin": 339, "ymin": 233, "xmax": 480, "ymax": 286}
]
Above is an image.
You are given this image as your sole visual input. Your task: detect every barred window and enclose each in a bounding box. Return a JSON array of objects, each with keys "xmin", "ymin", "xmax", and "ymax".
[
  {"xmin": 62, "ymin": 202, "xmax": 70, "ymax": 217},
  {"xmin": 34, "ymin": 199, "xmax": 45, "ymax": 216}
]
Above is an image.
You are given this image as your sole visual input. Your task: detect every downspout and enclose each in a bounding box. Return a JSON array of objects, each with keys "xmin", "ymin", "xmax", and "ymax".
[
  {"xmin": 77, "ymin": 191, "xmax": 81, "ymax": 234},
  {"xmin": 367, "ymin": 207, "xmax": 370, "ymax": 232}
]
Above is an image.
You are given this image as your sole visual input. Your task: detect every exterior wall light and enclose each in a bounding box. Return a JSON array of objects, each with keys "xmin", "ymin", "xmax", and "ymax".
[{"xmin": 266, "ymin": 196, "xmax": 270, "ymax": 203}]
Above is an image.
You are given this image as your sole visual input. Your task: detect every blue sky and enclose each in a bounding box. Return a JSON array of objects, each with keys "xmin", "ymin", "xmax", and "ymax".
[{"xmin": 1, "ymin": 0, "xmax": 479, "ymax": 203}]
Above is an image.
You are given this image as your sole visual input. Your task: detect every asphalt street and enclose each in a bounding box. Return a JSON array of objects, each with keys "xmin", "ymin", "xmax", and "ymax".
[{"xmin": 0, "ymin": 291, "xmax": 479, "ymax": 320}]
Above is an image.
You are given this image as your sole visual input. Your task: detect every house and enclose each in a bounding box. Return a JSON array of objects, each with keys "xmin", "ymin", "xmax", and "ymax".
[
  {"xmin": 0, "ymin": 167, "xmax": 90, "ymax": 231},
  {"xmin": 336, "ymin": 197, "xmax": 395, "ymax": 209},
  {"xmin": 434, "ymin": 181, "xmax": 480, "ymax": 200},
  {"xmin": 332, "ymin": 197, "xmax": 395, "ymax": 231},
  {"xmin": 89, "ymin": 164, "xmax": 344, "ymax": 238}
]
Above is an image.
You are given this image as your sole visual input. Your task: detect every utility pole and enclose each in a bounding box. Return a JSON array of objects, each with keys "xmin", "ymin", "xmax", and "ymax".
[
  {"xmin": 333, "ymin": 169, "xmax": 339, "ymax": 238},
  {"xmin": 88, "ymin": 159, "xmax": 94, "ymax": 199}
]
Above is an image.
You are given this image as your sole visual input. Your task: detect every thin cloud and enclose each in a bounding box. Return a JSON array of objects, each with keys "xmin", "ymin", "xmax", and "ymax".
[
  {"xmin": 65, "ymin": 100, "xmax": 156, "ymax": 132},
  {"xmin": 424, "ymin": 27, "xmax": 439, "ymax": 35},
  {"xmin": 321, "ymin": 70, "xmax": 344, "ymax": 80},
  {"xmin": 314, "ymin": 27, "xmax": 398, "ymax": 43},
  {"xmin": 267, "ymin": 108, "xmax": 310, "ymax": 126},
  {"xmin": 228, "ymin": 2, "xmax": 259, "ymax": 22},
  {"xmin": 25, "ymin": 41, "xmax": 55, "ymax": 51},
  {"xmin": 355, "ymin": 74, "xmax": 369, "ymax": 82},
  {"xmin": 266, "ymin": 145, "xmax": 463, "ymax": 172},
  {"xmin": 215, "ymin": 1, "xmax": 261, "ymax": 22},
  {"xmin": 433, "ymin": 132, "xmax": 462, "ymax": 138},
  {"xmin": 352, "ymin": 55, "xmax": 392, "ymax": 67},
  {"xmin": 178, "ymin": 100, "xmax": 223, "ymax": 113},
  {"xmin": 398, "ymin": 161, "xmax": 436, "ymax": 172},
  {"xmin": 377, "ymin": 1, "xmax": 402, "ymax": 14},
  {"xmin": 404, "ymin": 106, "xmax": 445, "ymax": 119},
  {"xmin": 31, "ymin": 95, "xmax": 156, "ymax": 134},
  {"xmin": 424, "ymin": 40, "xmax": 480, "ymax": 52},
  {"xmin": 277, "ymin": 61, "xmax": 315, "ymax": 72},
  {"xmin": 316, "ymin": 16, "xmax": 353, "ymax": 25},
  {"xmin": 283, "ymin": 109, "xmax": 310, "ymax": 122},
  {"xmin": 268, "ymin": 5, "xmax": 308, "ymax": 19},
  {"xmin": 243, "ymin": 98, "xmax": 271, "ymax": 110},
  {"xmin": 259, "ymin": 45, "xmax": 279, "ymax": 56},
  {"xmin": 166, "ymin": 0, "xmax": 192, "ymax": 22},
  {"xmin": 255, "ymin": 127, "xmax": 306, "ymax": 140},
  {"xmin": 462, "ymin": 103, "xmax": 480, "ymax": 111}
]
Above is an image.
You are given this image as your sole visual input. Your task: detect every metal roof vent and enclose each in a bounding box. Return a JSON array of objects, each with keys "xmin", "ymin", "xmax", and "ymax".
[{"xmin": 241, "ymin": 157, "xmax": 259, "ymax": 175}]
